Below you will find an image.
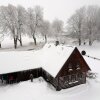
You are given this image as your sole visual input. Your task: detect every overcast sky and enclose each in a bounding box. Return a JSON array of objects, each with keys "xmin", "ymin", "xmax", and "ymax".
[{"xmin": 0, "ymin": 0, "xmax": 100, "ymax": 23}]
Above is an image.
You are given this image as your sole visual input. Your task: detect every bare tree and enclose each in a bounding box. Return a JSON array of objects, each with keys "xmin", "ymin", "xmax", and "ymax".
[
  {"xmin": 52, "ymin": 19, "xmax": 63, "ymax": 37},
  {"xmin": 67, "ymin": 7, "xmax": 86, "ymax": 45},
  {"xmin": 0, "ymin": 13, "xmax": 7, "ymax": 48},
  {"xmin": 0, "ymin": 4, "xmax": 31, "ymax": 48},
  {"xmin": 85, "ymin": 5, "xmax": 99, "ymax": 45},
  {"xmin": 17, "ymin": 5, "xmax": 28, "ymax": 46},
  {"xmin": 27, "ymin": 6, "xmax": 43, "ymax": 45},
  {"xmin": 27, "ymin": 8, "xmax": 36, "ymax": 45},
  {"xmin": 0, "ymin": 32, "xmax": 4, "ymax": 48},
  {"xmin": 0, "ymin": 4, "xmax": 19, "ymax": 48},
  {"xmin": 39, "ymin": 20, "xmax": 51, "ymax": 43},
  {"xmin": 96, "ymin": 8, "xmax": 100, "ymax": 41}
]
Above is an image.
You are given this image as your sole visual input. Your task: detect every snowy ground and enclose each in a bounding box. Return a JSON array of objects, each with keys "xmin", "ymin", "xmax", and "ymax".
[
  {"xmin": 0, "ymin": 36, "xmax": 74, "ymax": 51},
  {"xmin": 0, "ymin": 77, "xmax": 100, "ymax": 100},
  {"xmin": 0, "ymin": 37, "xmax": 100, "ymax": 100},
  {"xmin": 0, "ymin": 36, "xmax": 46, "ymax": 51},
  {"xmin": 0, "ymin": 36, "xmax": 56, "ymax": 51}
]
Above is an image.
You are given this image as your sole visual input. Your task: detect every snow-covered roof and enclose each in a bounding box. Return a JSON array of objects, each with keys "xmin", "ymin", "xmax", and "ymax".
[{"xmin": 0, "ymin": 43, "xmax": 75, "ymax": 77}]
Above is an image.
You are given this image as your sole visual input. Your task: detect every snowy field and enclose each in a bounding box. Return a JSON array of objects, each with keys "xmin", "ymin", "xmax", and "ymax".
[
  {"xmin": 0, "ymin": 36, "xmax": 45, "ymax": 51},
  {"xmin": 0, "ymin": 36, "xmax": 56, "ymax": 51},
  {"xmin": 0, "ymin": 36, "xmax": 74, "ymax": 51},
  {"xmin": 0, "ymin": 37, "xmax": 100, "ymax": 100}
]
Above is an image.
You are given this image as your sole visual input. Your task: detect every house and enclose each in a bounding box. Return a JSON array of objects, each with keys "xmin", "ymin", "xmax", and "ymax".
[{"xmin": 0, "ymin": 43, "xmax": 91, "ymax": 91}]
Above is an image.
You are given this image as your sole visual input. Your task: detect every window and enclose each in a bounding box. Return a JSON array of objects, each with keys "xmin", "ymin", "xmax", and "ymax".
[
  {"xmin": 69, "ymin": 68, "xmax": 73, "ymax": 71},
  {"xmin": 76, "ymin": 63, "xmax": 80, "ymax": 70},
  {"xmin": 77, "ymin": 73, "xmax": 83, "ymax": 80},
  {"xmin": 64, "ymin": 76, "xmax": 69, "ymax": 83},
  {"xmin": 68, "ymin": 63, "xmax": 73, "ymax": 72},
  {"xmin": 71, "ymin": 74, "xmax": 76, "ymax": 82},
  {"xmin": 68, "ymin": 75, "xmax": 71, "ymax": 82}
]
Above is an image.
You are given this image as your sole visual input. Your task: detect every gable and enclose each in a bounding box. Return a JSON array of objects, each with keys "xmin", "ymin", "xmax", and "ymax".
[
  {"xmin": 56, "ymin": 47, "xmax": 91, "ymax": 78},
  {"xmin": 41, "ymin": 44, "xmax": 75, "ymax": 77}
]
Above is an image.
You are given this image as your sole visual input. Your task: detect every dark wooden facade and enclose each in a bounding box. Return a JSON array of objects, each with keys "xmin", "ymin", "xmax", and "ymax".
[
  {"xmin": 54, "ymin": 47, "xmax": 91, "ymax": 90},
  {"xmin": 0, "ymin": 47, "xmax": 90, "ymax": 91}
]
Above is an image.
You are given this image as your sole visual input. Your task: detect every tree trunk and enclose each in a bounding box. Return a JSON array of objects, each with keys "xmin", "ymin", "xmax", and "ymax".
[
  {"xmin": 89, "ymin": 30, "xmax": 92, "ymax": 46},
  {"xmin": 14, "ymin": 38, "xmax": 17, "ymax": 49},
  {"xmin": 44, "ymin": 35, "xmax": 47, "ymax": 43},
  {"xmin": 33, "ymin": 35, "xmax": 37, "ymax": 45},
  {"xmin": 19, "ymin": 34, "xmax": 22, "ymax": 46},
  {"xmin": 0, "ymin": 43, "xmax": 1, "ymax": 48},
  {"xmin": 89, "ymin": 40, "xmax": 92, "ymax": 46},
  {"xmin": 78, "ymin": 29, "xmax": 81, "ymax": 46},
  {"xmin": 79, "ymin": 38, "xmax": 81, "ymax": 46}
]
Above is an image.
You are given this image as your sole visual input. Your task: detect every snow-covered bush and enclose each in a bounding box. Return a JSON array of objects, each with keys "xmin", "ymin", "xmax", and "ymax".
[
  {"xmin": 38, "ymin": 77, "xmax": 44, "ymax": 82},
  {"xmin": 87, "ymin": 71, "xmax": 97, "ymax": 79}
]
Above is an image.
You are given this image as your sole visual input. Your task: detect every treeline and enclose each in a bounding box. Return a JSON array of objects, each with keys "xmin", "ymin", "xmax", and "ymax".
[
  {"xmin": 0, "ymin": 4, "xmax": 100, "ymax": 48},
  {"xmin": 0, "ymin": 4, "xmax": 63, "ymax": 48},
  {"xmin": 67, "ymin": 5, "xmax": 100, "ymax": 46}
]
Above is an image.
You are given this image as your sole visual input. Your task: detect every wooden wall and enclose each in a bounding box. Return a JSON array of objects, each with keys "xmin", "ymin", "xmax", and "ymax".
[{"xmin": 55, "ymin": 47, "xmax": 90, "ymax": 90}]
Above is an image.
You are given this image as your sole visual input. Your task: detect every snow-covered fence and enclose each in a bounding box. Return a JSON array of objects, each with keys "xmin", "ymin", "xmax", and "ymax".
[
  {"xmin": 87, "ymin": 71, "xmax": 97, "ymax": 79},
  {"xmin": 81, "ymin": 51, "xmax": 100, "ymax": 61},
  {"xmin": 85, "ymin": 55, "xmax": 100, "ymax": 61}
]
